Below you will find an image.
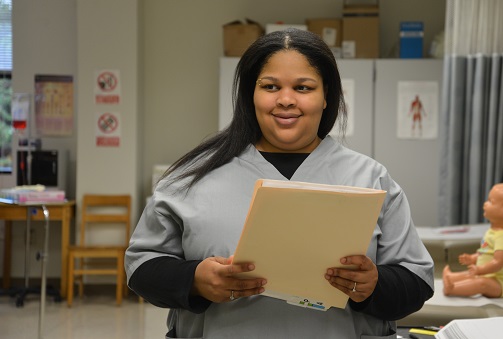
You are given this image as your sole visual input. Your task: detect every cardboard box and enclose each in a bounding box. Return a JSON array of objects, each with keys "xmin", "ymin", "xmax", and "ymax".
[
  {"xmin": 223, "ymin": 19, "xmax": 264, "ymax": 57},
  {"xmin": 399, "ymin": 21, "xmax": 423, "ymax": 58},
  {"xmin": 306, "ymin": 18, "xmax": 342, "ymax": 47},
  {"xmin": 342, "ymin": 5, "xmax": 379, "ymax": 58},
  {"xmin": 265, "ymin": 23, "xmax": 307, "ymax": 34}
]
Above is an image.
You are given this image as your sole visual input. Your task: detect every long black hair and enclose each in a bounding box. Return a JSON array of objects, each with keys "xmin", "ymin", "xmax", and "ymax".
[{"xmin": 161, "ymin": 28, "xmax": 346, "ymax": 191}]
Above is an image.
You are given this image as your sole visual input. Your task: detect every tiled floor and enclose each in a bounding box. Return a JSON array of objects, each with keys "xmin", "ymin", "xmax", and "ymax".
[{"xmin": 0, "ymin": 293, "xmax": 169, "ymax": 339}]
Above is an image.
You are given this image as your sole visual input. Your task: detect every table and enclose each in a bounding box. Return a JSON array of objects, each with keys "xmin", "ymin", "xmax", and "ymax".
[
  {"xmin": 397, "ymin": 223, "xmax": 503, "ymax": 328},
  {"xmin": 1, "ymin": 200, "xmax": 75, "ymax": 339},
  {"xmin": 416, "ymin": 223, "xmax": 488, "ymax": 269},
  {"xmin": 1, "ymin": 200, "xmax": 75, "ymax": 298}
]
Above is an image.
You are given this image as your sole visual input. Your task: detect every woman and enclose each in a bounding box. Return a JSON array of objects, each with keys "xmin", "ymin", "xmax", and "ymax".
[{"xmin": 126, "ymin": 29, "xmax": 434, "ymax": 338}]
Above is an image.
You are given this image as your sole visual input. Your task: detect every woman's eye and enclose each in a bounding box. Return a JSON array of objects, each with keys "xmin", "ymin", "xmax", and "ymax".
[
  {"xmin": 296, "ymin": 85, "xmax": 312, "ymax": 92},
  {"xmin": 262, "ymin": 84, "xmax": 278, "ymax": 91}
]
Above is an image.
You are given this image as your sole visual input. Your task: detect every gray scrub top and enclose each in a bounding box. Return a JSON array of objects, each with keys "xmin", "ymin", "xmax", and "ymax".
[{"xmin": 125, "ymin": 136, "xmax": 434, "ymax": 339}]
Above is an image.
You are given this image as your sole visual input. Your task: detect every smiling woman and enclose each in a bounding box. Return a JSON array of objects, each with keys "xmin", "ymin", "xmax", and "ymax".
[
  {"xmin": 126, "ymin": 28, "xmax": 434, "ymax": 339},
  {"xmin": 254, "ymin": 50, "xmax": 326, "ymax": 153}
]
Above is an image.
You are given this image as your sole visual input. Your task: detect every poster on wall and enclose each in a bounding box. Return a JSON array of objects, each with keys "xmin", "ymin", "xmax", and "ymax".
[
  {"xmin": 34, "ymin": 75, "xmax": 74, "ymax": 136},
  {"xmin": 330, "ymin": 78, "xmax": 355, "ymax": 137},
  {"xmin": 95, "ymin": 69, "xmax": 121, "ymax": 104},
  {"xmin": 96, "ymin": 112, "xmax": 121, "ymax": 147},
  {"xmin": 396, "ymin": 81, "xmax": 438, "ymax": 139}
]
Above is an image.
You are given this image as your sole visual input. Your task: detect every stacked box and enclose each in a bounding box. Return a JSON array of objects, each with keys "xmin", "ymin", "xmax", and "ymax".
[
  {"xmin": 342, "ymin": 5, "xmax": 379, "ymax": 58},
  {"xmin": 399, "ymin": 21, "xmax": 424, "ymax": 58},
  {"xmin": 0, "ymin": 188, "xmax": 65, "ymax": 203},
  {"xmin": 306, "ymin": 18, "xmax": 342, "ymax": 48},
  {"xmin": 265, "ymin": 23, "xmax": 307, "ymax": 34},
  {"xmin": 223, "ymin": 19, "xmax": 264, "ymax": 57}
]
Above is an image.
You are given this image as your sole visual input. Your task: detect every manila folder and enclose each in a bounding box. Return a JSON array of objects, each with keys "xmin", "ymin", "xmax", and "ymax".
[{"xmin": 232, "ymin": 179, "xmax": 386, "ymax": 310}]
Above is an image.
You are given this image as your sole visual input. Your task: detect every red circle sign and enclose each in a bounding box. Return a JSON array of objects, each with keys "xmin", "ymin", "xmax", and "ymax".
[
  {"xmin": 97, "ymin": 72, "xmax": 118, "ymax": 92},
  {"xmin": 98, "ymin": 113, "xmax": 119, "ymax": 134}
]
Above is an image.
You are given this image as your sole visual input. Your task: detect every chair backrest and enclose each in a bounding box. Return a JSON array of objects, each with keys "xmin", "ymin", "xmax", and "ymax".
[{"xmin": 79, "ymin": 194, "xmax": 131, "ymax": 247}]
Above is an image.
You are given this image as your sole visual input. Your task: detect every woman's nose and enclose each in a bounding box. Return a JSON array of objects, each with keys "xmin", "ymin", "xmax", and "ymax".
[{"xmin": 276, "ymin": 89, "xmax": 296, "ymax": 108}]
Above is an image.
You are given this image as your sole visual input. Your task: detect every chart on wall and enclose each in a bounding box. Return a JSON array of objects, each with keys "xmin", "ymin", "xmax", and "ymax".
[
  {"xmin": 34, "ymin": 75, "xmax": 74, "ymax": 136},
  {"xmin": 396, "ymin": 81, "xmax": 438, "ymax": 139}
]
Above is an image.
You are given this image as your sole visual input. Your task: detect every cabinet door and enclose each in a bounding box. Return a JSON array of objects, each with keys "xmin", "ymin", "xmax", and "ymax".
[
  {"xmin": 333, "ymin": 60, "xmax": 374, "ymax": 157},
  {"xmin": 219, "ymin": 57, "xmax": 375, "ymax": 158},
  {"xmin": 374, "ymin": 59, "xmax": 443, "ymax": 226}
]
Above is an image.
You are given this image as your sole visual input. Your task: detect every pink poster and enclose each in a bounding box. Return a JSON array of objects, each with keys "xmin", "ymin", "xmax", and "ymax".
[{"xmin": 34, "ymin": 75, "xmax": 74, "ymax": 136}]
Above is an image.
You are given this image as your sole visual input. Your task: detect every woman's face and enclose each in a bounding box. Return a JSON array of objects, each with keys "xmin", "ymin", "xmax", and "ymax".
[{"xmin": 253, "ymin": 50, "xmax": 326, "ymax": 153}]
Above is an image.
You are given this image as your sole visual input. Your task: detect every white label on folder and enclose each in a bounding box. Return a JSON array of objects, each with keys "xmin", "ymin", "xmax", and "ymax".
[
  {"xmin": 261, "ymin": 290, "xmax": 328, "ymax": 311},
  {"xmin": 286, "ymin": 296, "xmax": 328, "ymax": 311}
]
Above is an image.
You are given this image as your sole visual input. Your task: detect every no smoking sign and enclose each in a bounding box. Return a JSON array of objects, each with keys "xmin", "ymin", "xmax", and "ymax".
[
  {"xmin": 96, "ymin": 112, "xmax": 121, "ymax": 147},
  {"xmin": 98, "ymin": 112, "xmax": 119, "ymax": 133},
  {"xmin": 97, "ymin": 72, "xmax": 118, "ymax": 92},
  {"xmin": 95, "ymin": 69, "xmax": 121, "ymax": 104}
]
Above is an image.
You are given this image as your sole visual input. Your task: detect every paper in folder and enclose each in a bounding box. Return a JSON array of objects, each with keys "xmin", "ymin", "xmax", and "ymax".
[{"xmin": 232, "ymin": 179, "xmax": 386, "ymax": 311}]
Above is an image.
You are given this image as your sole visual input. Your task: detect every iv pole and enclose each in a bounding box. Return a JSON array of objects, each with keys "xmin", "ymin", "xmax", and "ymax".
[{"xmin": 12, "ymin": 93, "xmax": 53, "ymax": 339}]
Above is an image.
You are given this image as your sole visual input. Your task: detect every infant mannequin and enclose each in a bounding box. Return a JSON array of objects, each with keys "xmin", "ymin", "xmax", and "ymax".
[{"xmin": 443, "ymin": 183, "xmax": 503, "ymax": 298}]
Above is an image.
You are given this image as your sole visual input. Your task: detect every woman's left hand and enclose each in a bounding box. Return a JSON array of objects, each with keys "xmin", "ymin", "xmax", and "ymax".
[{"xmin": 325, "ymin": 255, "xmax": 378, "ymax": 302}]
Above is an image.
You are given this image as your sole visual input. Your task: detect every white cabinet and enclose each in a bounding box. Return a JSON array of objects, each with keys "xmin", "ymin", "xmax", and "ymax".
[
  {"xmin": 218, "ymin": 58, "xmax": 375, "ymax": 157},
  {"xmin": 219, "ymin": 57, "xmax": 444, "ymax": 226},
  {"xmin": 331, "ymin": 60, "xmax": 375, "ymax": 157},
  {"xmin": 374, "ymin": 59, "xmax": 443, "ymax": 227}
]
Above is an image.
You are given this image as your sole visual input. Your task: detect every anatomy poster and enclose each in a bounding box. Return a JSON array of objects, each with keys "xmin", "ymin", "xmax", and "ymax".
[
  {"xmin": 330, "ymin": 78, "xmax": 355, "ymax": 137},
  {"xmin": 397, "ymin": 81, "xmax": 438, "ymax": 139},
  {"xmin": 34, "ymin": 75, "xmax": 74, "ymax": 136}
]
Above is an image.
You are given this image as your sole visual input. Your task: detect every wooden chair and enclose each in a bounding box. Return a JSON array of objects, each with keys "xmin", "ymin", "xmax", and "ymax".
[{"xmin": 67, "ymin": 194, "xmax": 131, "ymax": 306}]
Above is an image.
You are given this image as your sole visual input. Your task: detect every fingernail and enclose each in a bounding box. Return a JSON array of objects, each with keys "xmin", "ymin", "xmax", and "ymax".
[
  {"xmin": 340, "ymin": 257, "xmax": 347, "ymax": 264},
  {"xmin": 262, "ymin": 279, "xmax": 267, "ymax": 286},
  {"xmin": 259, "ymin": 288, "xmax": 265, "ymax": 294},
  {"xmin": 327, "ymin": 269, "xmax": 334, "ymax": 275},
  {"xmin": 248, "ymin": 264, "xmax": 255, "ymax": 270}
]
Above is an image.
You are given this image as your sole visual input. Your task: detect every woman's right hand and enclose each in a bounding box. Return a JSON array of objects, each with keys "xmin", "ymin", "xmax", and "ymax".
[{"xmin": 191, "ymin": 256, "xmax": 267, "ymax": 303}]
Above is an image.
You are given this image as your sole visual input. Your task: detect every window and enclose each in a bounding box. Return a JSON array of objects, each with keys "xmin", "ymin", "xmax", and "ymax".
[{"xmin": 0, "ymin": 0, "xmax": 12, "ymax": 173}]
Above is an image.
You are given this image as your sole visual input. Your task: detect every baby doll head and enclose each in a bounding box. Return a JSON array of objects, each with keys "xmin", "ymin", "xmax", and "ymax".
[{"xmin": 484, "ymin": 183, "xmax": 503, "ymax": 226}]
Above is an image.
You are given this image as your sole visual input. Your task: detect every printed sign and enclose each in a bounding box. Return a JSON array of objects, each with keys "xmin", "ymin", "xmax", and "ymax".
[
  {"xmin": 330, "ymin": 78, "xmax": 355, "ymax": 137},
  {"xmin": 35, "ymin": 74, "xmax": 74, "ymax": 136},
  {"xmin": 96, "ymin": 112, "xmax": 121, "ymax": 147},
  {"xmin": 397, "ymin": 81, "xmax": 438, "ymax": 139},
  {"xmin": 95, "ymin": 70, "xmax": 121, "ymax": 104}
]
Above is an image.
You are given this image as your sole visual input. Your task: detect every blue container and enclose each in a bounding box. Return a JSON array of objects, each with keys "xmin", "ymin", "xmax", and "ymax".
[{"xmin": 400, "ymin": 22, "xmax": 423, "ymax": 58}]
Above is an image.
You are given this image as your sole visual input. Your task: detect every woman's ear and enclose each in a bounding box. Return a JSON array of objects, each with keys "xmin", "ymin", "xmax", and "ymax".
[{"xmin": 324, "ymin": 85, "xmax": 328, "ymax": 109}]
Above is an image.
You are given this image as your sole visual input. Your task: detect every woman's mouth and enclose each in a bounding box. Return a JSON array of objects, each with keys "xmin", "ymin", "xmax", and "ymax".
[{"xmin": 272, "ymin": 113, "xmax": 301, "ymax": 125}]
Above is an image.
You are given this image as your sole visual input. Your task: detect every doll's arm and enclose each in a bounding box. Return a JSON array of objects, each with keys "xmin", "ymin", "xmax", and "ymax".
[
  {"xmin": 458, "ymin": 252, "xmax": 479, "ymax": 266},
  {"xmin": 470, "ymin": 250, "xmax": 503, "ymax": 275}
]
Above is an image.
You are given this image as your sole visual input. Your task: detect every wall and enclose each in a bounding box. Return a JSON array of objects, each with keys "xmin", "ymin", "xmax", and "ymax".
[
  {"xmin": 2, "ymin": 0, "xmax": 445, "ymax": 280},
  {"xmin": 75, "ymin": 0, "xmax": 142, "ymax": 214},
  {"xmin": 0, "ymin": 0, "xmax": 77, "ymax": 279},
  {"xmin": 75, "ymin": 0, "xmax": 142, "ymax": 283},
  {"xmin": 141, "ymin": 0, "xmax": 446, "ymax": 202}
]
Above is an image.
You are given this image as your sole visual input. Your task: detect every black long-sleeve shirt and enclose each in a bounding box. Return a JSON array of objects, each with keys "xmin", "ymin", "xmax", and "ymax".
[{"xmin": 129, "ymin": 256, "xmax": 432, "ymax": 320}]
